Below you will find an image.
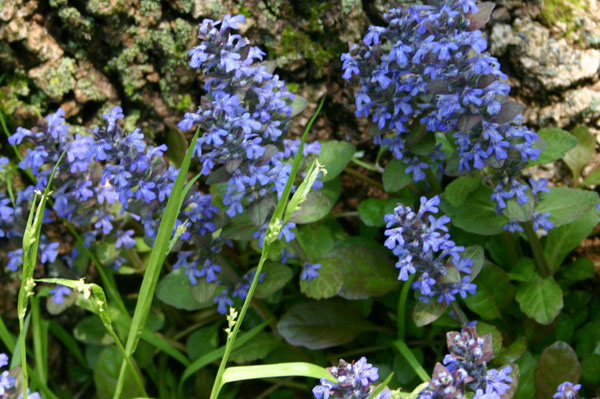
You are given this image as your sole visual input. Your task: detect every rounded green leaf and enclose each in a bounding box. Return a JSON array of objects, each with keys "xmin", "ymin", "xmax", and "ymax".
[
  {"xmin": 529, "ymin": 127, "xmax": 577, "ymax": 165},
  {"xmin": 464, "ymin": 263, "xmax": 514, "ymax": 320},
  {"xmin": 382, "ymin": 159, "xmax": 413, "ymax": 193},
  {"xmin": 73, "ymin": 316, "xmax": 114, "ymax": 346},
  {"xmin": 515, "ymin": 275, "xmax": 563, "ymax": 325},
  {"xmin": 254, "ymin": 262, "xmax": 293, "ymax": 299},
  {"xmin": 443, "ymin": 175, "xmax": 482, "ymax": 207},
  {"xmin": 156, "ymin": 269, "xmax": 206, "ymax": 311},
  {"xmin": 317, "ymin": 140, "xmax": 355, "ymax": 182},
  {"xmin": 412, "ymin": 300, "xmax": 448, "ymax": 327},
  {"xmin": 357, "ymin": 198, "xmax": 398, "ymax": 227},
  {"xmin": 277, "ymin": 300, "xmax": 373, "ymax": 349},
  {"xmin": 535, "ymin": 187, "xmax": 598, "ymax": 228},
  {"xmin": 564, "ymin": 125, "xmax": 595, "ymax": 181},
  {"xmin": 300, "ymin": 258, "xmax": 344, "ymax": 299},
  {"xmin": 94, "ymin": 346, "xmax": 144, "ymax": 399},
  {"xmin": 289, "ymin": 177, "xmax": 341, "ymax": 224}
]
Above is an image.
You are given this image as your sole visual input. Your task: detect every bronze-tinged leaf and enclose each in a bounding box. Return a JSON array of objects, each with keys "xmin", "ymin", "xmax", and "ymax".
[
  {"xmin": 467, "ymin": 2, "xmax": 496, "ymax": 31},
  {"xmin": 491, "ymin": 102, "xmax": 524, "ymax": 124}
]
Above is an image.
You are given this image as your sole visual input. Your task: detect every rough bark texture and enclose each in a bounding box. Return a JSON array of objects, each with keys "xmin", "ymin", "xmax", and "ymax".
[{"xmin": 1, "ymin": 0, "xmax": 600, "ymax": 161}]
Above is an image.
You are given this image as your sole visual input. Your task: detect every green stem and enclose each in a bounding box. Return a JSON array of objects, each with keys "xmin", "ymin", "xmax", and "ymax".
[
  {"xmin": 397, "ymin": 274, "xmax": 415, "ymax": 340},
  {"xmin": 344, "ymin": 167, "xmax": 384, "ymax": 190},
  {"xmin": 522, "ymin": 221, "xmax": 552, "ymax": 277},
  {"xmin": 19, "ymin": 314, "xmax": 28, "ymax": 399},
  {"xmin": 351, "ymin": 158, "xmax": 384, "ymax": 173},
  {"xmin": 209, "ymin": 247, "xmax": 272, "ymax": 399},
  {"xmin": 393, "ymin": 339, "xmax": 430, "ymax": 382},
  {"xmin": 450, "ymin": 301, "xmax": 469, "ymax": 326},
  {"xmin": 501, "ymin": 231, "xmax": 520, "ymax": 265}
]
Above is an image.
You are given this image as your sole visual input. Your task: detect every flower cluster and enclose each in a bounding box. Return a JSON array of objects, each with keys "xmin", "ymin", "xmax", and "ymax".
[
  {"xmin": 0, "ymin": 353, "xmax": 40, "ymax": 399},
  {"xmin": 418, "ymin": 326, "xmax": 512, "ymax": 399},
  {"xmin": 342, "ymin": 0, "xmax": 539, "ymax": 176},
  {"xmin": 179, "ymin": 14, "xmax": 320, "ymax": 221},
  {"xmin": 554, "ymin": 382, "xmax": 581, "ymax": 399},
  {"xmin": 384, "ymin": 195, "xmax": 475, "ymax": 304},
  {"xmin": 312, "ymin": 357, "xmax": 391, "ymax": 399}
]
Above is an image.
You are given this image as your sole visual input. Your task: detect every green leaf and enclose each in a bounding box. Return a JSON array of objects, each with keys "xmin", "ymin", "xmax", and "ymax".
[
  {"xmin": 357, "ymin": 198, "xmax": 398, "ymax": 227},
  {"xmin": 501, "ymin": 363, "xmax": 520, "ymax": 399},
  {"xmin": 563, "ymin": 125, "xmax": 595, "ymax": 182},
  {"xmin": 277, "ymin": 300, "xmax": 373, "ymax": 349},
  {"xmin": 495, "ymin": 336, "xmax": 527, "ymax": 365},
  {"xmin": 300, "ymin": 257, "xmax": 344, "ymax": 299},
  {"xmin": 254, "ymin": 262, "xmax": 293, "ymax": 299},
  {"xmin": 441, "ymin": 185, "xmax": 508, "ymax": 235},
  {"xmin": 574, "ymin": 321, "xmax": 600, "ymax": 357},
  {"xmin": 535, "ymin": 187, "xmax": 598, "ymax": 228},
  {"xmin": 529, "ymin": 127, "xmax": 577, "ymax": 165},
  {"xmin": 394, "ymin": 347, "xmax": 424, "ymax": 385},
  {"xmin": 296, "ymin": 224, "xmax": 335, "ymax": 259},
  {"xmin": 502, "ymin": 191, "xmax": 534, "ymax": 222},
  {"xmin": 186, "ymin": 324, "xmax": 218, "ymax": 361},
  {"xmin": 165, "ymin": 128, "xmax": 188, "ymax": 167},
  {"xmin": 508, "ymin": 258, "xmax": 535, "ymax": 282},
  {"xmin": 73, "ymin": 316, "xmax": 114, "ymax": 346},
  {"xmin": 515, "ymin": 275, "xmax": 563, "ymax": 325},
  {"xmin": 412, "ymin": 300, "xmax": 448, "ymax": 327},
  {"xmin": 543, "ymin": 209, "xmax": 600, "ymax": 271},
  {"xmin": 463, "ymin": 245, "xmax": 485, "ymax": 280},
  {"xmin": 317, "ymin": 140, "xmax": 355, "ymax": 182},
  {"xmin": 382, "ymin": 159, "xmax": 413, "ymax": 193},
  {"xmin": 230, "ymin": 331, "xmax": 279, "ymax": 364},
  {"xmin": 290, "ymin": 95, "xmax": 308, "ymax": 118},
  {"xmin": 322, "ymin": 244, "xmax": 398, "ymax": 300},
  {"xmin": 221, "ymin": 213, "xmax": 258, "ymax": 241},
  {"xmin": 560, "ymin": 257, "xmax": 594, "ymax": 283},
  {"xmin": 189, "ymin": 278, "xmax": 219, "ymax": 307},
  {"xmin": 583, "ymin": 166, "xmax": 600, "ymax": 186},
  {"xmin": 514, "ymin": 351, "xmax": 536, "ymax": 399},
  {"xmin": 443, "ymin": 175, "xmax": 482, "ymax": 207},
  {"xmin": 581, "ymin": 353, "xmax": 600, "ymax": 385},
  {"xmin": 156, "ymin": 270, "xmax": 205, "ymax": 311},
  {"xmin": 534, "ymin": 342, "xmax": 581, "ymax": 399},
  {"xmin": 94, "ymin": 346, "xmax": 144, "ymax": 399},
  {"xmin": 289, "ymin": 177, "xmax": 341, "ymax": 224},
  {"xmin": 464, "ymin": 263, "xmax": 514, "ymax": 320},
  {"xmin": 221, "ymin": 362, "xmax": 331, "ymax": 384}
]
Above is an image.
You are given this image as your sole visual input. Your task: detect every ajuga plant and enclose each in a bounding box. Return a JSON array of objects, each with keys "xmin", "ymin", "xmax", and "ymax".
[{"xmin": 2, "ymin": 1, "xmax": 600, "ymax": 399}]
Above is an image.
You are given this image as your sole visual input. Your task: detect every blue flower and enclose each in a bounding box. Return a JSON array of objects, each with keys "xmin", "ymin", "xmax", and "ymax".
[
  {"xmin": 553, "ymin": 381, "xmax": 581, "ymax": 399},
  {"xmin": 49, "ymin": 285, "xmax": 72, "ymax": 305},
  {"xmin": 213, "ymin": 289, "xmax": 234, "ymax": 314},
  {"xmin": 115, "ymin": 229, "xmax": 136, "ymax": 249},
  {"xmin": 301, "ymin": 263, "xmax": 322, "ymax": 282}
]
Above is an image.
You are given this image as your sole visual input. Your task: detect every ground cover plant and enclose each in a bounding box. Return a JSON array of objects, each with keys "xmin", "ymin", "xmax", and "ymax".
[{"xmin": 0, "ymin": 0, "xmax": 599, "ymax": 398}]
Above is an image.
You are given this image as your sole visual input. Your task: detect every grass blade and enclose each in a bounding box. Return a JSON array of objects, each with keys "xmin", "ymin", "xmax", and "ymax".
[
  {"xmin": 113, "ymin": 127, "xmax": 201, "ymax": 399},
  {"xmin": 222, "ymin": 362, "xmax": 330, "ymax": 384},
  {"xmin": 393, "ymin": 339, "xmax": 430, "ymax": 383}
]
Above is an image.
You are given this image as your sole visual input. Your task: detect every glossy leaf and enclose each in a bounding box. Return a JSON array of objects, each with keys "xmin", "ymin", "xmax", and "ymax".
[
  {"xmin": 300, "ymin": 257, "xmax": 344, "ymax": 299},
  {"xmin": 383, "ymin": 159, "xmax": 413, "ymax": 193},
  {"xmin": 412, "ymin": 300, "xmax": 448, "ymax": 327},
  {"xmin": 254, "ymin": 262, "xmax": 293, "ymax": 299},
  {"xmin": 515, "ymin": 275, "xmax": 563, "ymax": 325},
  {"xmin": 277, "ymin": 300, "xmax": 374, "ymax": 349},
  {"xmin": 443, "ymin": 175, "xmax": 482, "ymax": 207},
  {"xmin": 529, "ymin": 127, "xmax": 577, "ymax": 166},
  {"xmin": 156, "ymin": 270, "xmax": 206, "ymax": 311},
  {"xmin": 317, "ymin": 140, "xmax": 355, "ymax": 182},
  {"xmin": 534, "ymin": 342, "xmax": 581, "ymax": 399},
  {"xmin": 535, "ymin": 187, "xmax": 598, "ymax": 228},
  {"xmin": 464, "ymin": 263, "xmax": 514, "ymax": 320},
  {"xmin": 358, "ymin": 198, "xmax": 398, "ymax": 227}
]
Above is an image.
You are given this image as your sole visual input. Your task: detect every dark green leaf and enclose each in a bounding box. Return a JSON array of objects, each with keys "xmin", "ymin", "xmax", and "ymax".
[
  {"xmin": 357, "ymin": 198, "xmax": 398, "ymax": 227},
  {"xmin": 495, "ymin": 336, "xmax": 527, "ymax": 365},
  {"xmin": 382, "ymin": 159, "xmax": 413, "ymax": 193},
  {"xmin": 300, "ymin": 258, "xmax": 344, "ymax": 299},
  {"xmin": 529, "ymin": 127, "xmax": 577, "ymax": 166},
  {"xmin": 289, "ymin": 177, "xmax": 341, "ymax": 224},
  {"xmin": 317, "ymin": 140, "xmax": 355, "ymax": 182},
  {"xmin": 394, "ymin": 347, "xmax": 424, "ymax": 385},
  {"xmin": 535, "ymin": 187, "xmax": 598, "ymax": 228},
  {"xmin": 166, "ymin": 128, "xmax": 188, "ymax": 167},
  {"xmin": 514, "ymin": 351, "xmax": 536, "ymax": 399},
  {"xmin": 515, "ymin": 275, "xmax": 563, "ymax": 325},
  {"xmin": 564, "ymin": 125, "xmax": 595, "ymax": 182},
  {"xmin": 254, "ymin": 262, "xmax": 293, "ymax": 299},
  {"xmin": 94, "ymin": 346, "xmax": 144, "ymax": 399},
  {"xmin": 441, "ymin": 185, "xmax": 509, "ymax": 235},
  {"xmin": 581, "ymin": 353, "xmax": 600, "ymax": 385},
  {"xmin": 322, "ymin": 244, "xmax": 398, "ymax": 300},
  {"xmin": 277, "ymin": 300, "xmax": 373, "ymax": 349},
  {"xmin": 464, "ymin": 245, "xmax": 485, "ymax": 280},
  {"xmin": 95, "ymin": 242, "xmax": 119, "ymax": 267},
  {"xmin": 186, "ymin": 324, "xmax": 218, "ymax": 361},
  {"xmin": 73, "ymin": 316, "xmax": 114, "ymax": 346},
  {"xmin": 543, "ymin": 209, "xmax": 600, "ymax": 271},
  {"xmin": 507, "ymin": 258, "xmax": 535, "ymax": 282},
  {"xmin": 443, "ymin": 176, "xmax": 482, "ymax": 207},
  {"xmin": 156, "ymin": 269, "xmax": 206, "ymax": 311},
  {"xmin": 574, "ymin": 321, "xmax": 600, "ymax": 357},
  {"xmin": 412, "ymin": 300, "xmax": 448, "ymax": 327},
  {"xmin": 221, "ymin": 213, "xmax": 258, "ymax": 241},
  {"xmin": 502, "ymin": 191, "xmax": 534, "ymax": 222},
  {"xmin": 230, "ymin": 331, "xmax": 279, "ymax": 364},
  {"xmin": 534, "ymin": 342, "xmax": 581, "ymax": 399},
  {"xmin": 560, "ymin": 257, "xmax": 594, "ymax": 283},
  {"xmin": 464, "ymin": 263, "xmax": 514, "ymax": 320}
]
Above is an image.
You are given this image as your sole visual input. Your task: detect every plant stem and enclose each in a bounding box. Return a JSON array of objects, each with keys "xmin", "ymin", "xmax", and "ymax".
[
  {"xmin": 522, "ymin": 221, "xmax": 552, "ymax": 277},
  {"xmin": 344, "ymin": 167, "xmax": 384, "ymax": 190},
  {"xmin": 501, "ymin": 231, "xmax": 520, "ymax": 265},
  {"xmin": 351, "ymin": 158, "xmax": 384, "ymax": 173},
  {"xmin": 450, "ymin": 301, "xmax": 469, "ymax": 326},
  {"xmin": 397, "ymin": 274, "xmax": 415, "ymax": 340}
]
